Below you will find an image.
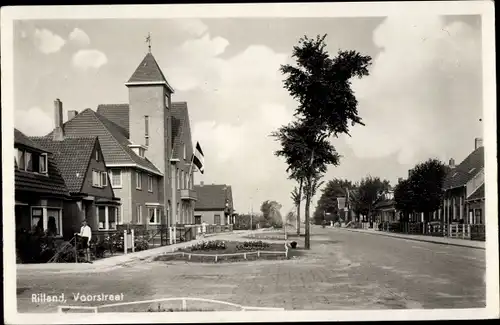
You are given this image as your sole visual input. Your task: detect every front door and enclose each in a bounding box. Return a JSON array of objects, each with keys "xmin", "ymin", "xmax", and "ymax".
[{"xmin": 194, "ymin": 216, "xmax": 201, "ymax": 225}]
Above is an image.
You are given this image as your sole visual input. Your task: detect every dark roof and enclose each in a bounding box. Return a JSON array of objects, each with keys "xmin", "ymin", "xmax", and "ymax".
[
  {"xmin": 194, "ymin": 184, "xmax": 233, "ymax": 211},
  {"xmin": 46, "ymin": 109, "xmax": 162, "ymax": 175},
  {"xmin": 14, "ymin": 130, "xmax": 69, "ymax": 198},
  {"xmin": 171, "ymin": 102, "xmax": 194, "ymax": 159},
  {"xmin": 30, "ymin": 136, "xmax": 97, "ymax": 194},
  {"xmin": 14, "ymin": 128, "xmax": 47, "ymax": 152},
  {"xmin": 96, "ymin": 104, "xmax": 130, "ymax": 137},
  {"xmin": 443, "ymin": 147, "xmax": 484, "ymax": 190},
  {"xmin": 126, "ymin": 52, "xmax": 174, "ymax": 92},
  {"xmin": 467, "ymin": 184, "xmax": 485, "ymax": 201}
]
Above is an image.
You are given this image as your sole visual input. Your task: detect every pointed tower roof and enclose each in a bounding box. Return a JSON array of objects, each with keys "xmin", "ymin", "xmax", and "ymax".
[{"xmin": 125, "ymin": 52, "xmax": 174, "ymax": 93}]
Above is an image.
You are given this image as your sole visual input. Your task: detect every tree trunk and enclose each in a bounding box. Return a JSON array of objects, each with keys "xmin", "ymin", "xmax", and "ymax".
[
  {"xmin": 296, "ymin": 178, "xmax": 303, "ymax": 235},
  {"xmin": 304, "ymin": 191, "xmax": 311, "ymax": 250}
]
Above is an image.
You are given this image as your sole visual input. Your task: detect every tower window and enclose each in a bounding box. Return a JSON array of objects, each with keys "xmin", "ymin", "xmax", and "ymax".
[{"xmin": 145, "ymin": 116, "xmax": 149, "ymax": 136}]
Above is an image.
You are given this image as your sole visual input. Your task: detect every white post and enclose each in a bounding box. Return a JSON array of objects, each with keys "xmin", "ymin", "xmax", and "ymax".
[
  {"xmin": 169, "ymin": 227, "xmax": 173, "ymax": 245},
  {"xmin": 131, "ymin": 229, "xmax": 135, "ymax": 253},
  {"xmin": 173, "ymin": 226, "xmax": 177, "ymax": 244},
  {"xmin": 124, "ymin": 230, "xmax": 128, "ymax": 254}
]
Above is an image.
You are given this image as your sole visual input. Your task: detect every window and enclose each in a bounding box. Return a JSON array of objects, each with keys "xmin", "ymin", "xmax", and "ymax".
[
  {"xmin": 136, "ymin": 205, "xmax": 143, "ymax": 224},
  {"xmin": 95, "ymin": 150, "xmax": 99, "ymax": 161},
  {"xmin": 149, "ymin": 208, "xmax": 159, "ymax": 224},
  {"xmin": 101, "ymin": 172, "xmax": 108, "ymax": 187},
  {"xmin": 475, "ymin": 209, "xmax": 482, "ymax": 225},
  {"xmin": 176, "ymin": 169, "xmax": 180, "ymax": 190},
  {"xmin": 181, "ymin": 171, "xmax": 184, "ymax": 190},
  {"xmin": 145, "ymin": 116, "xmax": 149, "ymax": 136},
  {"xmin": 138, "ymin": 147, "xmax": 145, "ymax": 158},
  {"xmin": 31, "ymin": 208, "xmax": 43, "ymax": 231},
  {"xmin": 183, "ymin": 144, "xmax": 186, "ymax": 160},
  {"xmin": 148, "ymin": 175, "xmax": 153, "ymax": 192},
  {"xmin": 47, "ymin": 208, "xmax": 62, "ymax": 236},
  {"xmin": 39, "ymin": 153, "xmax": 47, "ymax": 174},
  {"xmin": 92, "ymin": 170, "xmax": 100, "ymax": 187},
  {"xmin": 110, "ymin": 169, "xmax": 122, "ymax": 188},
  {"xmin": 31, "ymin": 207, "xmax": 62, "ymax": 236},
  {"xmin": 25, "ymin": 151, "xmax": 33, "ymax": 172},
  {"xmin": 108, "ymin": 207, "xmax": 117, "ymax": 230},
  {"xmin": 117, "ymin": 206, "xmax": 122, "ymax": 225},
  {"xmin": 17, "ymin": 149, "xmax": 25, "ymax": 170},
  {"xmin": 214, "ymin": 214, "xmax": 221, "ymax": 225},
  {"xmin": 136, "ymin": 171, "xmax": 142, "ymax": 189},
  {"xmin": 97, "ymin": 206, "xmax": 106, "ymax": 230}
]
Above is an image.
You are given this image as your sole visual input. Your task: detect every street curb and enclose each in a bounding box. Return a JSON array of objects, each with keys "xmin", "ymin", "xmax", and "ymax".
[{"xmin": 341, "ymin": 228, "xmax": 485, "ymax": 250}]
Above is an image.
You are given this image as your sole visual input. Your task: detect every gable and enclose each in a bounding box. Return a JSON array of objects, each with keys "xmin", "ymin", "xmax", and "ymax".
[
  {"xmin": 30, "ymin": 136, "xmax": 97, "ymax": 194},
  {"xmin": 171, "ymin": 102, "xmax": 194, "ymax": 161},
  {"xmin": 443, "ymin": 147, "xmax": 485, "ymax": 190},
  {"xmin": 194, "ymin": 184, "xmax": 229, "ymax": 210}
]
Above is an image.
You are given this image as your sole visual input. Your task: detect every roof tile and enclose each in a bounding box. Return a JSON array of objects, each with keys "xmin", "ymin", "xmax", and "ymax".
[
  {"xmin": 30, "ymin": 136, "xmax": 97, "ymax": 194},
  {"xmin": 443, "ymin": 147, "xmax": 484, "ymax": 190},
  {"xmin": 96, "ymin": 104, "xmax": 130, "ymax": 137},
  {"xmin": 194, "ymin": 184, "xmax": 233, "ymax": 211}
]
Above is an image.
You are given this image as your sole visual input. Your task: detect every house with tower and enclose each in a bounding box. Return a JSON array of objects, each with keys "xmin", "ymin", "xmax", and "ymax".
[{"xmin": 42, "ymin": 47, "xmax": 198, "ymax": 230}]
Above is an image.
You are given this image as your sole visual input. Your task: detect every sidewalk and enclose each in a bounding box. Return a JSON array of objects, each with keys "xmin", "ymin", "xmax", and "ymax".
[
  {"xmin": 17, "ymin": 230, "xmax": 255, "ymax": 273},
  {"xmin": 341, "ymin": 228, "xmax": 485, "ymax": 249}
]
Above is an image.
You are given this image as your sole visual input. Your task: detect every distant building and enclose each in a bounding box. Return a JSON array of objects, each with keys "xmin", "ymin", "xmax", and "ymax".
[{"xmin": 194, "ymin": 183, "xmax": 235, "ymax": 225}]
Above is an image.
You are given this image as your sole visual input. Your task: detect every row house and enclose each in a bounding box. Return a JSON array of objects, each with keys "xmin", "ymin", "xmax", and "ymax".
[
  {"xmin": 442, "ymin": 138, "xmax": 485, "ymax": 225},
  {"xmin": 45, "ymin": 50, "xmax": 197, "ymax": 229}
]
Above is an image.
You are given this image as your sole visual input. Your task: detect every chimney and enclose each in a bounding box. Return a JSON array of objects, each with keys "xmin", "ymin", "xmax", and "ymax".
[
  {"xmin": 449, "ymin": 158, "xmax": 455, "ymax": 169},
  {"xmin": 68, "ymin": 110, "xmax": 78, "ymax": 121},
  {"xmin": 475, "ymin": 137, "xmax": 483, "ymax": 150},
  {"xmin": 199, "ymin": 181, "xmax": 204, "ymax": 187},
  {"xmin": 53, "ymin": 99, "xmax": 64, "ymax": 141}
]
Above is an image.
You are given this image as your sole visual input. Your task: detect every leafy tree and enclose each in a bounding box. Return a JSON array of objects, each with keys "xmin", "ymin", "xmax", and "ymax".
[
  {"xmin": 350, "ymin": 176, "xmax": 390, "ymax": 223},
  {"xmin": 313, "ymin": 178, "xmax": 354, "ymax": 224},
  {"xmin": 394, "ymin": 178, "xmax": 414, "ymax": 222},
  {"xmin": 260, "ymin": 200, "xmax": 283, "ymax": 228},
  {"xmin": 407, "ymin": 159, "xmax": 447, "ymax": 222},
  {"xmin": 272, "ymin": 34, "xmax": 372, "ymax": 249}
]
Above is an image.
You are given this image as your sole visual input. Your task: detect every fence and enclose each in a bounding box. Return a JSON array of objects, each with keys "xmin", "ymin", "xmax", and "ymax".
[
  {"xmin": 57, "ymin": 297, "xmax": 285, "ymax": 313},
  {"xmin": 44, "ymin": 224, "xmax": 235, "ymax": 264},
  {"xmin": 374, "ymin": 221, "xmax": 485, "ymax": 241},
  {"xmin": 163, "ymin": 249, "xmax": 288, "ymax": 263}
]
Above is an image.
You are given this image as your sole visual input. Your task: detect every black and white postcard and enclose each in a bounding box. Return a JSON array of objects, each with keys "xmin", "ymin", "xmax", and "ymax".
[{"xmin": 1, "ymin": 2, "xmax": 498, "ymax": 323}]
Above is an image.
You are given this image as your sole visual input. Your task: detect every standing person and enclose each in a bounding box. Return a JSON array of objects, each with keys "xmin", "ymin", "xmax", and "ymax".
[{"xmin": 75, "ymin": 219, "xmax": 92, "ymax": 263}]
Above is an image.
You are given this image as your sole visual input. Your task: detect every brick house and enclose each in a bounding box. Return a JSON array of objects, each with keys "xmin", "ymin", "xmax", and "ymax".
[
  {"xmin": 30, "ymin": 99, "xmax": 120, "ymax": 237},
  {"xmin": 14, "ymin": 128, "xmax": 69, "ymax": 237},
  {"xmin": 47, "ymin": 50, "xmax": 197, "ymax": 228},
  {"xmin": 194, "ymin": 183, "xmax": 235, "ymax": 225},
  {"xmin": 442, "ymin": 138, "xmax": 485, "ymax": 225}
]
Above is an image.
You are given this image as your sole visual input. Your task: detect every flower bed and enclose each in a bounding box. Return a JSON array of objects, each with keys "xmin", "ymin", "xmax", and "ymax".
[{"xmin": 153, "ymin": 240, "xmax": 293, "ymax": 263}]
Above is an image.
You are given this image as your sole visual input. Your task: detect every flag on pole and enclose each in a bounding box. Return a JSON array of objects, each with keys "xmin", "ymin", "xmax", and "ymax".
[{"xmin": 192, "ymin": 142, "xmax": 204, "ymax": 174}]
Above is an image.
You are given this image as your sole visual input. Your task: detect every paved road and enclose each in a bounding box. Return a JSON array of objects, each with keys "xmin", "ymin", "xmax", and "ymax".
[{"xmin": 16, "ymin": 226, "xmax": 485, "ymax": 312}]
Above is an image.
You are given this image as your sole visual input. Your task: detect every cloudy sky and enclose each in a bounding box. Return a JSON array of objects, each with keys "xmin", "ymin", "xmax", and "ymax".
[{"xmin": 13, "ymin": 15, "xmax": 483, "ymax": 215}]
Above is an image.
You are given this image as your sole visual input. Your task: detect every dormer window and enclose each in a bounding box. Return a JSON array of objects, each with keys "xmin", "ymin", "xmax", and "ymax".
[
  {"xmin": 15, "ymin": 148, "xmax": 48, "ymax": 175},
  {"xmin": 129, "ymin": 144, "xmax": 147, "ymax": 159}
]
